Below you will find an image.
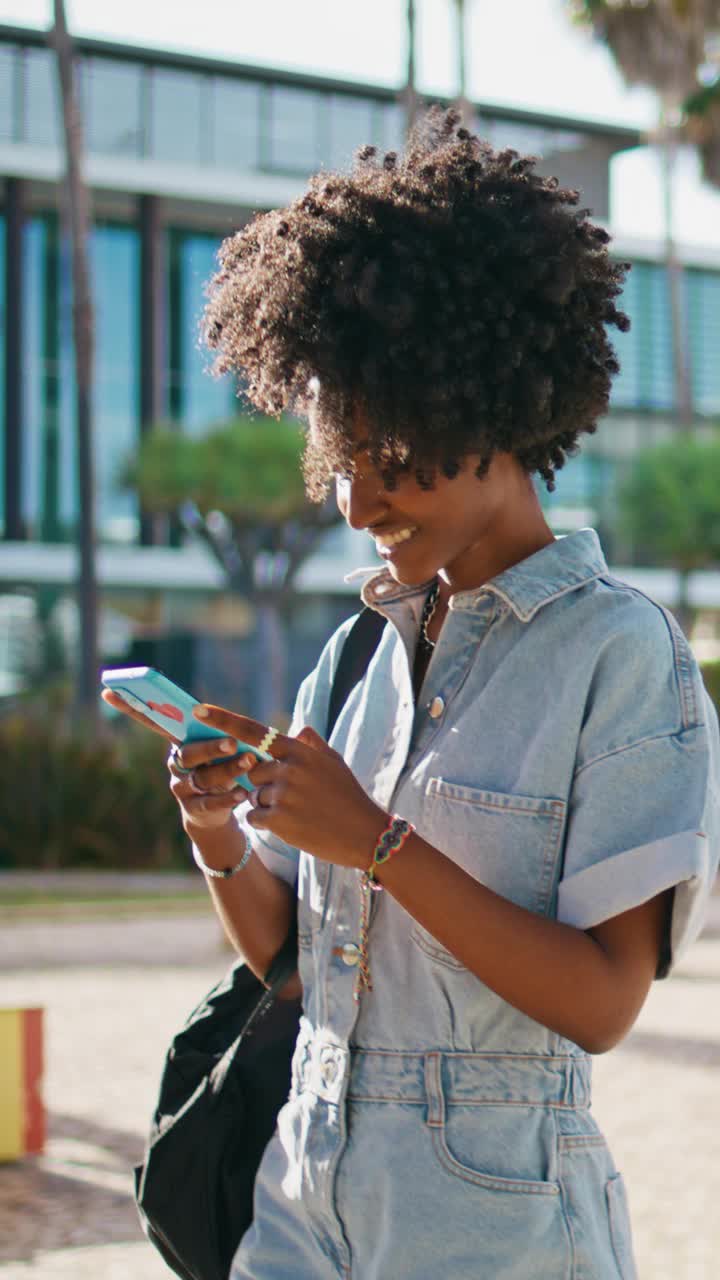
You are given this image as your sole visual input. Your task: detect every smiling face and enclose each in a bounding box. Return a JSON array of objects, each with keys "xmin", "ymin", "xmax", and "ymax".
[{"xmin": 329, "ymin": 411, "xmax": 556, "ymax": 596}]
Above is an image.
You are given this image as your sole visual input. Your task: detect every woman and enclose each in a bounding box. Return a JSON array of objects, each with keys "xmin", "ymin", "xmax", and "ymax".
[{"xmin": 106, "ymin": 111, "xmax": 719, "ymax": 1278}]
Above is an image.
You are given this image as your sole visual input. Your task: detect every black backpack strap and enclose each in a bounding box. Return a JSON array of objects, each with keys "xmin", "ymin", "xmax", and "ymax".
[
  {"xmin": 325, "ymin": 607, "xmax": 386, "ymax": 741},
  {"xmin": 244, "ymin": 608, "xmax": 385, "ymax": 1022}
]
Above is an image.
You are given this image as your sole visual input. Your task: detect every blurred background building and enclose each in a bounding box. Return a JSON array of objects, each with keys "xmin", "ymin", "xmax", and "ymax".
[{"xmin": 1, "ymin": 20, "xmax": 719, "ymax": 706}]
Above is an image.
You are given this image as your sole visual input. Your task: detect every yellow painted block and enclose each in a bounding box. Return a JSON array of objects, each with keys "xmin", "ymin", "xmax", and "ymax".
[{"xmin": 0, "ymin": 1010, "xmax": 23, "ymax": 1161}]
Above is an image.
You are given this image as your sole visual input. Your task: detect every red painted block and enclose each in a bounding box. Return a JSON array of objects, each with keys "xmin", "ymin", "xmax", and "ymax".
[{"xmin": 0, "ymin": 1007, "xmax": 45, "ymax": 1161}]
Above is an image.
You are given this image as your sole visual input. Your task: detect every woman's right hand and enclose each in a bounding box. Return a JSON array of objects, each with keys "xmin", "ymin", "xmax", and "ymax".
[{"xmin": 101, "ymin": 689, "xmax": 255, "ymax": 833}]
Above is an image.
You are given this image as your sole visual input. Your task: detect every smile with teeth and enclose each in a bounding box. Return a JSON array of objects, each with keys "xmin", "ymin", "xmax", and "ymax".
[{"xmin": 374, "ymin": 526, "xmax": 418, "ymax": 550}]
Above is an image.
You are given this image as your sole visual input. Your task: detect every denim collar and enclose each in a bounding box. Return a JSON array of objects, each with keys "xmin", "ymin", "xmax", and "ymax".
[{"xmin": 355, "ymin": 528, "xmax": 608, "ymax": 624}]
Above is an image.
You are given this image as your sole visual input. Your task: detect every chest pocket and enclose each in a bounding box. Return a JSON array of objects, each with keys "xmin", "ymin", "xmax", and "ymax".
[{"xmin": 411, "ymin": 779, "xmax": 566, "ymax": 970}]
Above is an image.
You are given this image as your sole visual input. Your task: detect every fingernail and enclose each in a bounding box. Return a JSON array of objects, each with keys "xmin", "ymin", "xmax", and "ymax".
[
  {"xmin": 220, "ymin": 739, "xmax": 236, "ymax": 754},
  {"xmin": 237, "ymin": 754, "xmax": 253, "ymax": 770},
  {"xmin": 194, "ymin": 706, "xmax": 208, "ymax": 719}
]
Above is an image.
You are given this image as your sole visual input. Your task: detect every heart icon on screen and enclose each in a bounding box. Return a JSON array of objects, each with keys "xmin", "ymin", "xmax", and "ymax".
[{"xmin": 147, "ymin": 701, "xmax": 184, "ymax": 724}]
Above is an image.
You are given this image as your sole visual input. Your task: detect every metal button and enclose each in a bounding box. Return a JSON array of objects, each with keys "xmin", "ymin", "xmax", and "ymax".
[
  {"xmin": 320, "ymin": 1056, "xmax": 338, "ymax": 1087},
  {"xmin": 339, "ymin": 942, "xmax": 360, "ymax": 967},
  {"xmin": 428, "ymin": 695, "xmax": 445, "ymax": 719}
]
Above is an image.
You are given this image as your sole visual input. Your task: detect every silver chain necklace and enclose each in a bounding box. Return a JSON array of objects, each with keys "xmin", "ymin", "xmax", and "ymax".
[{"xmin": 418, "ymin": 580, "xmax": 440, "ymax": 654}]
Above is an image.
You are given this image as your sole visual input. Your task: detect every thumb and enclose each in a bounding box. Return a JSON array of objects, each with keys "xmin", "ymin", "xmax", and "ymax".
[{"xmin": 296, "ymin": 725, "xmax": 333, "ymax": 752}]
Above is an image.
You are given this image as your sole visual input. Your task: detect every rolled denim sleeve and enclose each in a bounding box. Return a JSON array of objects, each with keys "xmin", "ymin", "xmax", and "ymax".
[
  {"xmin": 233, "ymin": 612, "xmax": 361, "ymax": 887},
  {"xmin": 558, "ymin": 690, "xmax": 720, "ymax": 970}
]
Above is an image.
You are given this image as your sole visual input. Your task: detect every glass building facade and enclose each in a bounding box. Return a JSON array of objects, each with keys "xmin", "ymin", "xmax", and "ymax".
[
  {"xmin": 2, "ymin": 21, "xmax": 720, "ymax": 703},
  {"xmin": 5, "ymin": 201, "xmax": 719, "ymax": 544}
]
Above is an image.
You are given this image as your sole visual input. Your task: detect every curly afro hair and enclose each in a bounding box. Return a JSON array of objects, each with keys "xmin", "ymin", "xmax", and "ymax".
[{"xmin": 202, "ymin": 107, "xmax": 630, "ymax": 499}]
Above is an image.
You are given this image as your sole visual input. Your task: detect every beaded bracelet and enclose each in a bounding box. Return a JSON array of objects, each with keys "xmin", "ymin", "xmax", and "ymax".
[
  {"xmin": 192, "ymin": 835, "xmax": 252, "ymax": 879},
  {"xmin": 355, "ymin": 815, "xmax": 415, "ymax": 1000}
]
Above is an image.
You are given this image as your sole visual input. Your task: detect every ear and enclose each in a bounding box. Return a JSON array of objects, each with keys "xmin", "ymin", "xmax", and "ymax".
[{"xmin": 295, "ymin": 725, "xmax": 333, "ymax": 752}]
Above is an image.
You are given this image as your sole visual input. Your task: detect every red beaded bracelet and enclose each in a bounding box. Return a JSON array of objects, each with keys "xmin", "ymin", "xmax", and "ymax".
[{"xmin": 355, "ymin": 815, "xmax": 415, "ymax": 1000}]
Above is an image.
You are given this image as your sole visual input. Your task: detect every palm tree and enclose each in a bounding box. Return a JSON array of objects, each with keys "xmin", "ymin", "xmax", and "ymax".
[
  {"xmin": 47, "ymin": 0, "xmax": 99, "ymax": 731},
  {"xmin": 451, "ymin": 0, "xmax": 473, "ymax": 126},
  {"xmin": 403, "ymin": 0, "xmax": 421, "ymax": 135},
  {"xmin": 684, "ymin": 76, "xmax": 720, "ymax": 185},
  {"xmin": 124, "ymin": 417, "xmax": 344, "ymax": 722},
  {"xmin": 569, "ymin": 1, "xmax": 720, "ymax": 431}
]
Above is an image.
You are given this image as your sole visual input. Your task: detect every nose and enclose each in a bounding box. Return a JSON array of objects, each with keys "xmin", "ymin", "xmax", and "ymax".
[{"xmin": 336, "ymin": 470, "xmax": 388, "ymax": 532}]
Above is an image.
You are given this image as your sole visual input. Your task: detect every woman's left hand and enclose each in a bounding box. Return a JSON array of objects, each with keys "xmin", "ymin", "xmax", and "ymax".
[{"xmin": 191, "ymin": 705, "xmax": 388, "ymax": 869}]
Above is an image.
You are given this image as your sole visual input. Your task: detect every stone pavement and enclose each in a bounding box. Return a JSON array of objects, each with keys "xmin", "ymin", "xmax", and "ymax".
[{"xmin": 1, "ymin": 893, "xmax": 719, "ymax": 1279}]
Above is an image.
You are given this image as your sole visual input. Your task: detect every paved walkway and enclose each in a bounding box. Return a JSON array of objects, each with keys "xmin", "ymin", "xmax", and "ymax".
[{"xmin": 1, "ymin": 894, "xmax": 719, "ymax": 1278}]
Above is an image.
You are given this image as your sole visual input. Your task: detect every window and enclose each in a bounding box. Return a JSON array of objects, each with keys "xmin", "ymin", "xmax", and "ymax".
[
  {"xmin": 610, "ymin": 261, "xmax": 673, "ymax": 413},
  {"xmin": 326, "ymin": 94, "xmax": 375, "ymax": 171},
  {"xmin": 609, "ymin": 264, "xmax": 641, "ymax": 410},
  {"xmin": 267, "ymin": 85, "xmax": 321, "ymax": 172},
  {"xmin": 90, "ymin": 225, "xmax": 141, "ymax": 541},
  {"xmin": 168, "ymin": 232, "xmax": 236, "ymax": 433},
  {"xmin": 83, "ymin": 56, "xmax": 144, "ymax": 157},
  {"xmin": 0, "ymin": 214, "xmax": 4, "ymax": 529},
  {"xmin": 0, "ymin": 44, "xmax": 18, "ymax": 143},
  {"xmin": 377, "ymin": 99, "xmax": 405, "ymax": 154},
  {"xmin": 22, "ymin": 219, "xmax": 46, "ymax": 532},
  {"xmin": 24, "ymin": 46, "xmax": 60, "ymax": 148},
  {"xmin": 150, "ymin": 66, "xmax": 205, "ymax": 165},
  {"xmin": 211, "ymin": 76, "xmax": 261, "ymax": 170},
  {"xmin": 687, "ymin": 268, "xmax": 720, "ymax": 416}
]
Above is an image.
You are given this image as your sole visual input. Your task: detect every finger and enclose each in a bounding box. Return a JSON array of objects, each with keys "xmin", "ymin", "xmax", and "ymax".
[
  {"xmin": 295, "ymin": 726, "xmax": 334, "ymax": 753},
  {"xmin": 192, "ymin": 765, "xmax": 246, "ymax": 794},
  {"xmin": 184, "ymin": 788, "xmax": 248, "ymax": 815},
  {"xmin": 169, "ymin": 772, "xmax": 208, "ymax": 798},
  {"xmin": 169, "ymin": 738, "xmax": 245, "ymax": 770},
  {"xmin": 245, "ymin": 804, "xmax": 271, "ymax": 829},
  {"xmin": 237, "ymin": 759, "xmax": 281, "ymax": 788},
  {"xmin": 170, "ymin": 754, "xmax": 259, "ymax": 793},
  {"xmin": 252, "ymin": 782, "xmax": 278, "ymax": 809},
  {"xmin": 102, "ymin": 689, "xmax": 182, "ymax": 744},
  {"xmin": 193, "ymin": 706, "xmax": 294, "ymax": 761}
]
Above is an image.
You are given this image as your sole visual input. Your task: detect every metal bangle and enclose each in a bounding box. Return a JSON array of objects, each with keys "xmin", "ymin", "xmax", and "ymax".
[{"xmin": 192, "ymin": 837, "xmax": 252, "ymax": 879}]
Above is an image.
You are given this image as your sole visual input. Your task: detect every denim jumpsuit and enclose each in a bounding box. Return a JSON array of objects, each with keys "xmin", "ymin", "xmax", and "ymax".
[{"xmin": 230, "ymin": 529, "xmax": 720, "ymax": 1280}]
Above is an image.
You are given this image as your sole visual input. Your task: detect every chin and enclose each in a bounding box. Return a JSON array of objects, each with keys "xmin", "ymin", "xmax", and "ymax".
[{"xmin": 385, "ymin": 562, "xmax": 435, "ymax": 588}]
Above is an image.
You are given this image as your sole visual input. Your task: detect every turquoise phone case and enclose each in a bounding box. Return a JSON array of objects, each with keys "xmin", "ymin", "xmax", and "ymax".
[{"xmin": 100, "ymin": 665, "xmax": 270, "ymax": 791}]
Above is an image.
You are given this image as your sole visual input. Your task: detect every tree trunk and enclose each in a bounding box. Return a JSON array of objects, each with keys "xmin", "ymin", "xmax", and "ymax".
[
  {"xmin": 453, "ymin": 0, "xmax": 473, "ymax": 126},
  {"xmin": 254, "ymin": 598, "xmax": 288, "ymax": 726},
  {"xmin": 49, "ymin": 2, "xmax": 99, "ymax": 732},
  {"xmin": 659, "ymin": 107, "xmax": 694, "ymax": 432},
  {"xmin": 402, "ymin": 0, "xmax": 420, "ymax": 136}
]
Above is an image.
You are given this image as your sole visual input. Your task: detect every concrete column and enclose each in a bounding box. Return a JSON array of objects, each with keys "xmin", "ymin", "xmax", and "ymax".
[
  {"xmin": 138, "ymin": 193, "xmax": 165, "ymax": 545},
  {"xmin": 4, "ymin": 177, "xmax": 26, "ymax": 540}
]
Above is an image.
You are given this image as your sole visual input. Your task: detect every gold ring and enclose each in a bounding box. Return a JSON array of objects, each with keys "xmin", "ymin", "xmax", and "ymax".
[{"xmin": 257, "ymin": 726, "xmax": 279, "ymax": 756}]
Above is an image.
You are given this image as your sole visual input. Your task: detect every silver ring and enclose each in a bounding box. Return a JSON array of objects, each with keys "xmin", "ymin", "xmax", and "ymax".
[
  {"xmin": 169, "ymin": 744, "xmax": 193, "ymax": 775},
  {"xmin": 254, "ymin": 784, "xmax": 271, "ymax": 808},
  {"xmin": 188, "ymin": 771, "xmax": 209, "ymax": 795}
]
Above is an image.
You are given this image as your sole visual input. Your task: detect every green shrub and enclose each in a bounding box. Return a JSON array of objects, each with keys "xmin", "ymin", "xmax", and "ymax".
[
  {"xmin": 0, "ymin": 697, "xmax": 189, "ymax": 870},
  {"xmin": 701, "ymin": 661, "xmax": 720, "ymax": 715}
]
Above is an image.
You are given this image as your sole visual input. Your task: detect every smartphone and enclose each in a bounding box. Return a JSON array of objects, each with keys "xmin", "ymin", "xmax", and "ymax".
[{"xmin": 100, "ymin": 666, "xmax": 271, "ymax": 791}]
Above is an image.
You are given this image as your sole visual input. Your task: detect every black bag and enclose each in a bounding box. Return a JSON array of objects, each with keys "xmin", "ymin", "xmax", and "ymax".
[{"xmin": 134, "ymin": 605, "xmax": 386, "ymax": 1280}]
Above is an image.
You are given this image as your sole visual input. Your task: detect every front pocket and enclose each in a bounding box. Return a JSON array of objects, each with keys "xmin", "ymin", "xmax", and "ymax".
[
  {"xmin": 431, "ymin": 1103, "xmax": 560, "ymax": 1196},
  {"xmin": 411, "ymin": 781, "xmax": 566, "ymax": 967},
  {"xmin": 606, "ymin": 1173, "xmax": 638, "ymax": 1280}
]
